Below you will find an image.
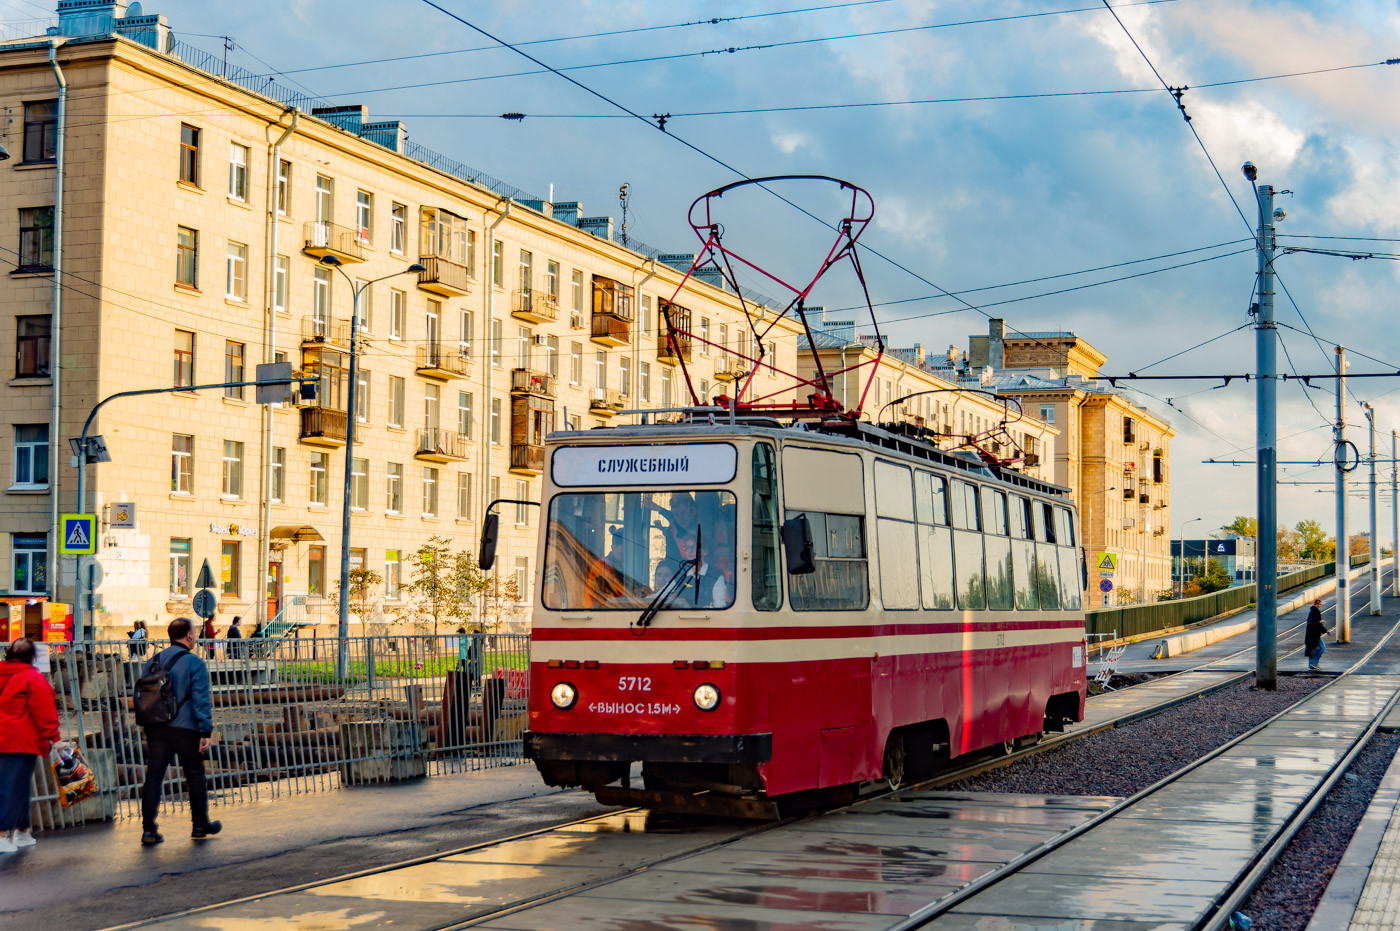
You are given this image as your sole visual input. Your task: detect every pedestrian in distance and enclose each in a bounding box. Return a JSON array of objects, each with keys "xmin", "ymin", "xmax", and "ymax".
[
  {"xmin": 1305, "ymin": 598, "xmax": 1330, "ymax": 672},
  {"xmin": 136, "ymin": 617, "xmax": 221, "ymax": 845},
  {"xmin": 200, "ymin": 616, "xmax": 217, "ymax": 660},
  {"xmin": 127, "ymin": 620, "xmax": 148, "ymax": 659},
  {"xmin": 0, "ymin": 638, "xmax": 62, "ymax": 853},
  {"xmin": 226, "ymin": 616, "xmax": 243, "ymax": 660}
]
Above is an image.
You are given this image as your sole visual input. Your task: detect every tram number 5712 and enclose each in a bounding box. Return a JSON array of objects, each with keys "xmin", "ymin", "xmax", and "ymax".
[{"xmin": 618, "ymin": 676, "xmax": 653, "ymax": 692}]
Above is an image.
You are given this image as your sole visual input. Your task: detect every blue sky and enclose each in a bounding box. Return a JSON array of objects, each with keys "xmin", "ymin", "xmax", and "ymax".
[{"xmin": 24, "ymin": 0, "xmax": 1400, "ymax": 539}]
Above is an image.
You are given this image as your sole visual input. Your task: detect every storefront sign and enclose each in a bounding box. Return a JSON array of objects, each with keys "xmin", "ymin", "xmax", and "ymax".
[
  {"xmin": 552, "ymin": 443, "xmax": 737, "ymax": 487},
  {"xmin": 110, "ymin": 503, "xmax": 136, "ymax": 529},
  {"xmin": 42, "ymin": 602, "xmax": 72, "ymax": 643},
  {"xmin": 209, "ymin": 522, "xmax": 258, "ymax": 537}
]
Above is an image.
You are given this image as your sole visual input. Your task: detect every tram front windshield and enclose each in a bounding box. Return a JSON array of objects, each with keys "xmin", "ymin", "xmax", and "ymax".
[{"xmin": 543, "ymin": 490, "xmax": 738, "ymax": 611}]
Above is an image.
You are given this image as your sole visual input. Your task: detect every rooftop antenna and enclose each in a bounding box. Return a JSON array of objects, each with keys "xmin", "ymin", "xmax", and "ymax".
[{"xmin": 618, "ymin": 182, "xmax": 629, "ymax": 247}]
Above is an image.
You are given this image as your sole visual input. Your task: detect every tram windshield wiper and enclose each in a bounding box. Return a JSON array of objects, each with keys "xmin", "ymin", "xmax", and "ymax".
[{"xmin": 636, "ymin": 525, "xmax": 702, "ymax": 630}]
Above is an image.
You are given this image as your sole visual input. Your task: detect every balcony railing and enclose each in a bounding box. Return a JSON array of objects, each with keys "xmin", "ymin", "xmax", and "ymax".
[
  {"xmin": 299, "ymin": 406, "xmax": 348, "ymax": 446},
  {"xmin": 303, "ymin": 221, "xmax": 367, "ymax": 263},
  {"xmin": 415, "ymin": 427, "xmax": 469, "ymax": 462},
  {"xmin": 511, "ymin": 289, "xmax": 559, "ymax": 324},
  {"xmin": 588, "ymin": 388, "xmax": 624, "ymax": 415},
  {"xmin": 510, "ymin": 443, "xmax": 545, "ymax": 474},
  {"xmin": 658, "ymin": 329, "xmax": 692, "ymax": 364},
  {"xmin": 590, "ymin": 312, "xmax": 629, "ymax": 346},
  {"xmin": 510, "ymin": 368, "xmax": 555, "ymax": 398},
  {"xmin": 415, "ymin": 343, "xmax": 471, "ymax": 379},
  {"xmin": 301, "ymin": 315, "xmax": 350, "ymax": 346},
  {"xmin": 417, "ymin": 255, "xmax": 471, "ymax": 297}
]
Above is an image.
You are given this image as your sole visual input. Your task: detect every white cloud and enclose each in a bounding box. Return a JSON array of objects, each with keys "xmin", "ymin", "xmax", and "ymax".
[
  {"xmin": 1189, "ymin": 98, "xmax": 1307, "ymax": 176},
  {"xmin": 771, "ymin": 131, "xmax": 814, "ymax": 155}
]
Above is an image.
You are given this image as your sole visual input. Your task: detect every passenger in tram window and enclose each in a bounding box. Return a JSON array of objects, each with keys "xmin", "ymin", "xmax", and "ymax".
[
  {"xmin": 689, "ymin": 504, "xmax": 737, "ymax": 608},
  {"xmin": 657, "ymin": 492, "xmax": 700, "ymax": 566}
]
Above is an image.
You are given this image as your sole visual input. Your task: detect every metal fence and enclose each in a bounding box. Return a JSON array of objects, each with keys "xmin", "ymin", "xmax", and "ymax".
[{"xmin": 26, "ymin": 633, "xmax": 529, "ymax": 831}]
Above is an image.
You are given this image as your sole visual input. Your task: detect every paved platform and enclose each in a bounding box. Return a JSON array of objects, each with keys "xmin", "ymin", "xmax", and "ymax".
[{"xmin": 1308, "ymin": 739, "xmax": 1400, "ymax": 930}]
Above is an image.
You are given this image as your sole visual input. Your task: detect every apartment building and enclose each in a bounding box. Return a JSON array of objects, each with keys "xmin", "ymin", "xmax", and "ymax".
[{"xmin": 0, "ymin": 3, "xmax": 804, "ymax": 637}]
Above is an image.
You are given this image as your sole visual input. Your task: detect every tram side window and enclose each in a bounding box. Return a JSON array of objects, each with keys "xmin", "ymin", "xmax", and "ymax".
[
  {"xmin": 952, "ymin": 481, "xmax": 986, "ymax": 610},
  {"xmin": 1054, "ymin": 506, "xmax": 1076, "ymax": 548},
  {"xmin": 915, "ymin": 470, "xmax": 953, "ymax": 609},
  {"xmin": 752, "ymin": 442, "xmax": 782, "ymax": 611},
  {"xmin": 788, "ymin": 510, "xmax": 870, "ymax": 611},
  {"xmin": 1057, "ymin": 544, "xmax": 1083, "ymax": 610},
  {"xmin": 875, "ymin": 460, "xmax": 919, "ymax": 610},
  {"xmin": 982, "ymin": 489, "xmax": 1014, "ymax": 610},
  {"xmin": 1010, "ymin": 494, "xmax": 1039, "ymax": 611},
  {"xmin": 1031, "ymin": 497, "xmax": 1061, "ymax": 609}
]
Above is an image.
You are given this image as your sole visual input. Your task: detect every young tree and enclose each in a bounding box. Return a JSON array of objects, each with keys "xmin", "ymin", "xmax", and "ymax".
[
  {"xmin": 451, "ymin": 549, "xmax": 490, "ymax": 628},
  {"xmin": 1277, "ymin": 525, "xmax": 1301, "ymax": 561},
  {"xmin": 333, "ymin": 566, "xmax": 383, "ymax": 625},
  {"xmin": 1296, "ymin": 519, "xmax": 1332, "ymax": 561},
  {"xmin": 480, "ymin": 572, "xmax": 522, "ymax": 634},
  {"xmin": 1220, "ymin": 516, "xmax": 1257, "ymax": 538},
  {"xmin": 407, "ymin": 535, "xmax": 466, "ymax": 638}
]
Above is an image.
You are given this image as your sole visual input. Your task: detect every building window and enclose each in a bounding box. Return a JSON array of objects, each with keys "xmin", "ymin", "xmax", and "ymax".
[
  {"xmin": 517, "ymin": 325, "xmax": 532, "ymax": 369},
  {"xmin": 490, "ymin": 398, "xmax": 501, "ymax": 444},
  {"xmin": 171, "ymin": 434, "xmax": 193, "ymax": 494},
  {"xmin": 519, "ymin": 249, "xmax": 533, "ymax": 293},
  {"xmin": 457, "ymin": 472, "xmax": 471, "ymax": 520},
  {"xmin": 221, "ymin": 540, "xmax": 240, "ymax": 596},
  {"xmin": 620, "ymin": 357, "xmax": 631, "ymax": 397},
  {"xmin": 639, "ymin": 361, "xmax": 651, "ymax": 403},
  {"xmin": 15, "ymin": 315, "xmax": 51, "ymax": 378},
  {"xmin": 641, "ymin": 294, "xmax": 652, "ymax": 334},
  {"xmin": 490, "ymin": 318, "xmax": 502, "ymax": 367},
  {"xmin": 466, "ymin": 229, "xmax": 477, "ymax": 275},
  {"xmin": 546, "ymin": 335, "xmax": 559, "ymax": 378},
  {"xmin": 515, "ymin": 480, "xmax": 530, "ymax": 525},
  {"xmin": 356, "ymin": 190, "xmax": 373, "ymax": 242},
  {"xmin": 422, "ymin": 467, "xmax": 439, "ymax": 516},
  {"xmin": 277, "ymin": 159, "xmax": 291, "ymax": 215},
  {"xmin": 356, "ymin": 368, "xmax": 370, "ymax": 422},
  {"xmin": 226, "ymin": 242, "xmax": 248, "ymax": 301},
  {"xmin": 424, "ymin": 383, "xmax": 439, "ymax": 431},
  {"xmin": 313, "ymin": 267, "xmax": 332, "ymax": 323},
  {"xmin": 228, "ymin": 143, "xmax": 249, "ymax": 200},
  {"xmin": 571, "ymin": 269, "xmax": 583, "ymax": 312},
  {"xmin": 514, "ymin": 557, "xmax": 529, "ymax": 603},
  {"xmin": 700, "ymin": 318, "xmax": 710, "ymax": 355},
  {"xmin": 22, "ymin": 101, "xmax": 57, "ymax": 163},
  {"xmin": 356, "ymin": 280, "xmax": 374, "ymax": 331},
  {"xmin": 386, "ymin": 462, "xmax": 403, "ymax": 513},
  {"xmin": 221, "ymin": 440, "xmax": 244, "ymax": 497},
  {"xmin": 492, "ymin": 239, "xmax": 503, "ymax": 286},
  {"xmin": 12, "ymin": 534, "xmax": 47, "ymax": 596},
  {"xmin": 274, "ymin": 255, "xmax": 289, "ymax": 313},
  {"xmin": 174, "ymin": 329, "xmax": 195, "ymax": 386},
  {"xmin": 699, "ymin": 379, "xmax": 709, "ymax": 403},
  {"xmin": 426, "ymin": 300, "xmax": 441, "ymax": 349},
  {"xmin": 308, "ymin": 545, "xmax": 325, "ymax": 595},
  {"xmin": 351, "ymin": 457, "xmax": 368, "ymax": 510},
  {"xmin": 18, "ymin": 206, "xmax": 54, "ymax": 270},
  {"xmin": 176, "ymin": 226, "xmax": 199, "ymax": 287},
  {"xmin": 310, "ymin": 452, "xmax": 328, "ymax": 505},
  {"xmin": 169, "ymin": 538, "xmax": 191, "ymax": 596},
  {"xmin": 661, "ymin": 367, "xmax": 672, "ymax": 407},
  {"xmin": 595, "ymin": 350, "xmax": 607, "ymax": 390},
  {"xmin": 547, "ymin": 261, "xmax": 559, "ymax": 300},
  {"xmin": 1040, "ymin": 404, "xmax": 1055, "ymax": 424},
  {"xmin": 315, "ymin": 175, "xmax": 334, "ymax": 222},
  {"xmin": 570, "ymin": 342, "xmax": 582, "ymax": 385},
  {"xmin": 224, "ymin": 341, "xmax": 245, "ymax": 398},
  {"xmin": 179, "ymin": 123, "xmax": 200, "ymax": 185},
  {"xmin": 390, "ymin": 202, "xmax": 406, "ymax": 254},
  {"xmin": 385, "ymin": 549, "xmax": 401, "ymax": 599},
  {"xmin": 459, "ymin": 391, "xmax": 473, "ymax": 437},
  {"xmin": 459, "ymin": 309, "xmax": 474, "ymax": 358},
  {"xmin": 271, "ymin": 447, "xmax": 285, "ymax": 503},
  {"xmin": 11, "ymin": 424, "xmax": 48, "ymax": 488},
  {"xmin": 389, "ymin": 375, "xmax": 405, "ymax": 427}
]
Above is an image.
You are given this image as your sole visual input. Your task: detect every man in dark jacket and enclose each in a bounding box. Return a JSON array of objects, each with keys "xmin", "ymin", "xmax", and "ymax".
[
  {"xmin": 1305, "ymin": 598, "xmax": 1329, "ymax": 672},
  {"xmin": 138, "ymin": 617, "xmax": 221, "ymax": 845}
]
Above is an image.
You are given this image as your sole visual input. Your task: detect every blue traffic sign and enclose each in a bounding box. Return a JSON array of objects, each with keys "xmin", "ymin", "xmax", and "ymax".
[
  {"xmin": 1099, "ymin": 578, "xmax": 1114, "ymax": 593},
  {"xmin": 193, "ymin": 589, "xmax": 217, "ymax": 620},
  {"xmin": 59, "ymin": 513, "xmax": 97, "ymax": 555}
]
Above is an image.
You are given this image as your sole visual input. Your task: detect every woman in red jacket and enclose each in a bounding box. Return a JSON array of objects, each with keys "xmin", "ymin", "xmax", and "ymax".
[{"xmin": 0, "ymin": 638, "xmax": 61, "ymax": 853}]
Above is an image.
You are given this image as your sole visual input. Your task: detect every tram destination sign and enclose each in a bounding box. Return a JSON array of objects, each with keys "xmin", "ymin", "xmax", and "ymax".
[{"xmin": 553, "ymin": 442, "xmax": 737, "ymax": 487}]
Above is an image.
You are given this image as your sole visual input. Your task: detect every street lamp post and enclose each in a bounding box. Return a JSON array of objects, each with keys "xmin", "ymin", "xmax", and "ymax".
[
  {"xmin": 1179, "ymin": 516, "xmax": 1202, "ymax": 598},
  {"xmin": 320, "ymin": 256, "xmax": 425, "ymax": 677}
]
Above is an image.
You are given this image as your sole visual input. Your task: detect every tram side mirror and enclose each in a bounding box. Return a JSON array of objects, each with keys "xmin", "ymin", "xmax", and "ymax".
[
  {"xmin": 479, "ymin": 513, "xmax": 500, "ymax": 571},
  {"xmin": 781, "ymin": 515, "xmax": 816, "ymax": 575},
  {"xmin": 1081, "ymin": 547, "xmax": 1089, "ymax": 592}
]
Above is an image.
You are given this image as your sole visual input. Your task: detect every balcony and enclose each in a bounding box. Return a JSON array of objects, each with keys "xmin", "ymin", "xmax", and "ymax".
[
  {"xmin": 588, "ymin": 388, "xmax": 625, "ymax": 416},
  {"xmin": 1123, "ymin": 424, "xmax": 1137, "ymax": 444},
  {"xmin": 303, "ymin": 221, "xmax": 367, "ymax": 264},
  {"xmin": 510, "ymin": 368, "xmax": 555, "ymax": 398},
  {"xmin": 417, "ymin": 255, "xmax": 472, "ymax": 298},
  {"xmin": 299, "ymin": 407, "xmax": 347, "ymax": 447},
  {"xmin": 658, "ymin": 329, "xmax": 692, "ymax": 365},
  {"xmin": 591, "ymin": 312, "xmax": 629, "ymax": 347},
  {"xmin": 415, "ymin": 427, "xmax": 469, "ymax": 462},
  {"xmin": 1122, "ymin": 488, "xmax": 1134, "ymax": 500},
  {"xmin": 512, "ymin": 289, "xmax": 559, "ymax": 324},
  {"xmin": 301, "ymin": 315, "xmax": 350, "ymax": 347},
  {"xmin": 510, "ymin": 443, "xmax": 545, "ymax": 475},
  {"xmin": 415, "ymin": 343, "xmax": 471, "ymax": 380},
  {"xmin": 1138, "ymin": 493, "xmax": 1150, "ymax": 504},
  {"xmin": 714, "ymin": 356, "xmax": 747, "ymax": 382}
]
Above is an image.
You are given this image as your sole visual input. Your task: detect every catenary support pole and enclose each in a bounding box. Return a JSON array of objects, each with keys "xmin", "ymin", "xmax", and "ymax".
[
  {"xmin": 1252, "ymin": 176, "xmax": 1279, "ymax": 688},
  {"xmin": 1393, "ymin": 430, "xmax": 1398, "ymax": 597},
  {"xmin": 1336, "ymin": 346, "xmax": 1350, "ymax": 642},
  {"xmin": 1368, "ymin": 405, "xmax": 1381, "ymax": 614}
]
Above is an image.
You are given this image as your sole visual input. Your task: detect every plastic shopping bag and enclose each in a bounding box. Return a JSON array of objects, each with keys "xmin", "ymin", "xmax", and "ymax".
[{"xmin": 50, "ymin": 743, "xmax": 97, "ymax": 808}]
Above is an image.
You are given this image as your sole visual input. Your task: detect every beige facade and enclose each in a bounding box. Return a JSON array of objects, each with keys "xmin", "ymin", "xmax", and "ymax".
[{"xmin": 0, "ymin": 28, "xmax": 805, "ymax": 637}]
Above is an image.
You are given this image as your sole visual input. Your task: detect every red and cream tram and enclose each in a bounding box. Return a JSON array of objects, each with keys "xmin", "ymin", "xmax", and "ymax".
[{"xmin": 507, "ymin": 419, "xmax": 1088, "ymax": 813}]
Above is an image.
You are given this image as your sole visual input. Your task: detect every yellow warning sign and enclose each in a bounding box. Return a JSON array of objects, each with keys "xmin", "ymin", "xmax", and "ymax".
[{"xmin": 1097, "ymin": 552, "xmax": 1118, "ymax": 571}]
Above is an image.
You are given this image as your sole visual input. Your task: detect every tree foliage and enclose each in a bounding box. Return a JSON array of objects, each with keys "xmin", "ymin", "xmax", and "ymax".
[{"xmin": 1220, "ymin": 516, "xmax": 1257, "ymax": 538}]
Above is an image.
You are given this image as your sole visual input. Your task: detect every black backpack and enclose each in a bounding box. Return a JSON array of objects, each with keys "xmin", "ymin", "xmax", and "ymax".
[{"xmin": 133, "ymin": 650, "xmax": 190, "ymax": 727}]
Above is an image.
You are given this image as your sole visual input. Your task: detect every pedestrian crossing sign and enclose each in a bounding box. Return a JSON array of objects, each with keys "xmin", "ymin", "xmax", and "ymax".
[
  {"xmin": 60, "ymin": 513, "xmax": 97, "ymax": 555},
  {"xmin": 1097, "ymin": 552, "xmax": 1118, "ymax": 571}
]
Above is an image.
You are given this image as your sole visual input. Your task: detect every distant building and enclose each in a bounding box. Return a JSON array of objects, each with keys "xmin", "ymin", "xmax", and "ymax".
[{"xmin": 1172, "ymin": 538, "xmax": 1258, "ymax": 587}]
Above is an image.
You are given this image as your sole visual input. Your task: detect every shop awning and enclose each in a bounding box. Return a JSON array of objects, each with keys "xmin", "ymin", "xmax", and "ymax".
[{"xmin": 270, "ymin": 525, "xmax": 325, "ymax": 542}]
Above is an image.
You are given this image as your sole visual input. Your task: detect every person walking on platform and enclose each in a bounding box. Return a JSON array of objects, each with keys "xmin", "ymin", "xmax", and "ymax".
[
  {"xmin": 1305, "ymin": 598, "xmax": 1330, "ymax": 672},
  {"xmin": 137, "ymin": 618, "xmax": 221, "ymax": 846},
  {"xmin": 225, "ymin": 616, "xmax": 243, "ymax": 660},
  {"xmin": 200, "ymin": 617, "xmax": 217, "ymax": 659},
  {"xmin": 0, "ymin": 638, "xmax": 62, "ymax": 852}
]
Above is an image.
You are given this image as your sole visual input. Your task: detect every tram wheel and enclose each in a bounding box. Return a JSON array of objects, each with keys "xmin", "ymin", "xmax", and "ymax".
[{"xmin": 883, "ymin": 733, "xmax": 907, "ymax": 790}]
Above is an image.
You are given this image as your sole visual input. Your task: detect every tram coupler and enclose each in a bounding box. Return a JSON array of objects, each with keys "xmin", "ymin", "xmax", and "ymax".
[{"xmin": 593, "ymin": 785, "xmax": 780, "ymax": 821}]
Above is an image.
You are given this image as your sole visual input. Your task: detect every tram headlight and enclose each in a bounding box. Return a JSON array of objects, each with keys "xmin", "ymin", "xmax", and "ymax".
[
  {"xmin": 693, "ymin": 683, "xmax": 721, "ymax": 712},
  {"xmin": 550, "ymin": 682, "xmax": 578, "ymax": 710}
]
